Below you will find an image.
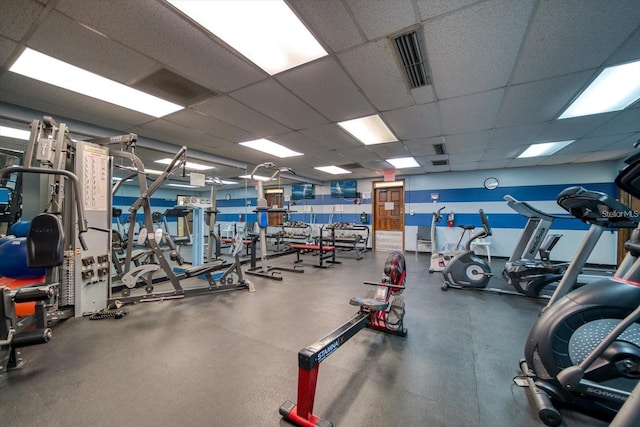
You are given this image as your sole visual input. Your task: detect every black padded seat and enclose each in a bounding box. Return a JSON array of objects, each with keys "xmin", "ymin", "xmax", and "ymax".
[{"xmin": 27, "ymin": 213, "xmax": 64, "ymax": 268}]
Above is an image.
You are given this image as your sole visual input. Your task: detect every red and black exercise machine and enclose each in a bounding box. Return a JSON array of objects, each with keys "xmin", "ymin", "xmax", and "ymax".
[{"xmin": 280, "ymin": 251, "xmax": 407, "ymax": 427}]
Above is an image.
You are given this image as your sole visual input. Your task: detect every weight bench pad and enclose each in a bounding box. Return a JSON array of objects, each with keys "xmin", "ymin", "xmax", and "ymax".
[{"xmin": 27, "ymin": 213, "xmax": 64, "ymax": 268}]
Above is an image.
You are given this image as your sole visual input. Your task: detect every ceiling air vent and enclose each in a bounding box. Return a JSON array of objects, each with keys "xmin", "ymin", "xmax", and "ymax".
[
  {"xmin": 393, "ymin": 30, "xmax": 430, "ymax": 89},
  {"xmin": 432, "ymin": 159, "xmax": 448, "ymax": 166},
  {"xmin": 433, "ymin": 143, "xmax": 446, "ymax": 155}
]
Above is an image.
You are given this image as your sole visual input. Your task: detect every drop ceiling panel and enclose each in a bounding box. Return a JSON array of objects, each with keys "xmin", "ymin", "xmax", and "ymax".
[
  {"xmin": 367, "ymin": 143, "xmax": 410, "ymax": 159},
  {"xmin": 606, "ymin": 28, "xmax": 640, "ymax": 65},
  {"xmin": 288, "ymin": 0, "xmax": 365, "ymax": 53},
  {"xmin": 0, "ymin": 37, "xmax": 18, "ymax": 64},
  {"xmin": 404, "ymin": 136, "xmax": 443, "ymax": 156},
  {"xmin": 0, "ymin": 74, "xmax": 152, "ymax": 131},
  {"xmin": 574, "ymin": 150, "xmax": 630, "ymax": 163},
  {"xmin": 270, "ymin": 131, "xmax": 327, "ymax": 155},
  {"xmin": 335, "ymin": 145, "xmax": 379, "ymax": 163},
  {"xmin": 536, "ymin": 115, "xmax": 613, "ymax": 142},
  {"xmin": 346, "ymin": 0, "xmax": 416, "ymax": 41},
  {"xmin": 383, "ymin": 103, "xmax": 442, "ymax": 140},
  {"xmin": 444, "ymin": 130, "xmax": 491, "ymax": 153},
  {"xmin": 439, "ymin": 89, "xmax": 504, "ymax": 134},
  {"xmin": 417, "ymin": 0, "xmax": 482, "ymax": 20},
  {"xmin": 338, "ymin": 39, "xmax": 414, "ymax": 110},
  {"xmin": 483, "ymin": 145, "xmax": 529, "ymax": 161},
  {"xmin": 28, "ymin": 11, "xmax": 157, "ymax": 84},
  {"xmin": 489, "ymin": 123, "xmax": 546, "ymax": 147},
  {"xmin": 165, "ymin": 109, "xmax": 254, "ymax": 143},
  {"xmin": 277, "ymin": 57, "xmax": 375, "ymax": 122},
  {"xmin": 512, "ymin": 0, "xmax": 640, "ymax": 83},
  {"xmin": 55, "ymin": 0, "xmax": 265, "ymax": 92},
  {"xmin": 0, "ymin": 0, "xmax": 44, "ymax": 41},
  {"xmin": 558, "ymin": 135, "xmax": 627, "ymax": 154},
  {"xmin": 588, "ymin": 109, "xmax": 640, "ymax": 137},
  {"xmin": 300, "ymin": 124, "xmax": 361, "ymax": 151},
  {"xmin": 130, "ymin": 119, "xmax": 227, "ymax": 150},
  {"xmin": 230, "ymin": 79, "xmax": 328, "ymax": 130},
  {"xmin": 495, "ymin": 71, "xmax": 592, "ymax": 127},
  {"xmin": 193, "ymin": 96, "xmax": 290, "ymax": 138},
  {"xmin": 538, "ymin": 152, "xmax": 589, "ymax": 165},
  {"xmin": 475, "ymin": 159, "xmax": 510, "ymax": 170},
  {"xmin": 449, "ymin": 148, "xmax": 486, "ymax": 163},
  {"xmin": 424, "ymin": 0, "xmax": 534, "ymax": 99}
]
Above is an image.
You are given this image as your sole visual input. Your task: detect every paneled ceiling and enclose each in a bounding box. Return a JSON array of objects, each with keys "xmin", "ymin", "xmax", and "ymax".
[{"xmin": 1, "ymin": 0, "xmax": 639, "ymax": 186}]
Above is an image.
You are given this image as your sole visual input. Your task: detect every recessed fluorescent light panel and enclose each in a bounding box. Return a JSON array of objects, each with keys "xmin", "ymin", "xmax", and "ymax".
[
  {"xmin": 155, "ymin": 158, "xmax": 214, "ymax": 170},
  {"xmin": 239, "ymin": 139, "xmax": 303, "ymax": 158},
  {"xmin": 167, "ymin": 183, "xmax": 199, "ymax": 189},
  {"xmin": 167, "ymin": 0, "xmax": 328, "ymax": 75},
  {"xmin": 314, "ymin": 166, "xmax": 352, "ymax": 175},
  {"xmin": 9, "ymin": 48, "xmax": 183, "ymax": 118},
  {"xmin": 338, "ymin": 115, "xmax": 398, "ymax": 145},
  {"xmin": 239, "ymin": 174, "xmax": 271, "ymax": 182},
  {"xmin": 206, "ymin": 177, "xmax": 238, "ymax": 185},
  {"xmin": 559, "ymin": 60, "xmax": 640, "ymax": 119},
  {"xmin": 517, "ymin": 140, "xmax": 574, "ymax": 158},
  {"xmin": 0, "ymin": 126, "xmax": 30, "ymax": 140},
  {"xmin": 386, "ymin": 157, "xmax": 419, "ymax": 168}
]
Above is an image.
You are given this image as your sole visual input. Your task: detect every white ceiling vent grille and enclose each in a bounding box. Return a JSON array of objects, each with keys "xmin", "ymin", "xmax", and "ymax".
[
  {"xmin": 433, "ymin": 143, "xmax": 447, "ymax": 155},
  {"xmin": 393, "ymin": 30, "xmax": 430, "ymax": 89}
]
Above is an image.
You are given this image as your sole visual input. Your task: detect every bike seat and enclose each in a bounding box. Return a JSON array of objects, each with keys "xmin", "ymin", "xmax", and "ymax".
[
  {"xmin": 459, "ymin": 224, "xmax": 475, "ymax": 230},
  {"xmin": 349, "ymin": 297, "xmax": 388, "ymax": 312}
]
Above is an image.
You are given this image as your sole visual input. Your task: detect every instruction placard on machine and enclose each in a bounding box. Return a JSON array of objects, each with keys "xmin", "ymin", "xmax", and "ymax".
[{"xmin": 82, "ymin": 145, "xmax": 109, "ymax": 212}]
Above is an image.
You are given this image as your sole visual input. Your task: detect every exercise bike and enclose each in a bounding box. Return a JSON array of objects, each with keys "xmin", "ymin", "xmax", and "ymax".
[
  {"xmin": 441, "ymin": 209, "xmax": 492, "ymax": 291},
  {"xmin": 430, "ymin": 214, "xmax": 475, "ymax": 273},
  {"xmin": 515, "ymin": 148, "xmax": 640, "ymax": 426}
]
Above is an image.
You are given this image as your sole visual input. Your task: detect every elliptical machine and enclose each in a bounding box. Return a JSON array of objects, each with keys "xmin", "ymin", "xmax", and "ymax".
[
  {"xmin": 515, "ymin": 148, "xmax": 640, "ymax": 426},
  {"xmin": 440, "ymin": 209, "xmax": 492, "ymax": 291}
]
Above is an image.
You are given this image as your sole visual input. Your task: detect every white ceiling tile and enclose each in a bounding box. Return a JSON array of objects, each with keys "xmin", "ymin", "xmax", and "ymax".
[
  {"xmin": 300, "ymin": 123, "xmax": 361, "ymax": 150},
  {"xmin": 289, "ymin": 0, "xmax": 365, "ymax": 53},
  {"xmin": 193, "ymin": 96, "xmax": 290, "ymax": 138},
  {"xmin": 475, "ymin": 159, "xmax": 511, "ymax": 170},
  {"xmin": 537, "ymin": 152, "xmax": 589, "ymax": 165},
  {"xmin": 367, "ymin": 142, "xmax": 411, "ymax": 159},
  {"xmin": 556, "ymin": 135, "xmax": 627, "ymax": 154},
  {"xmin": 444, "ymin": 131, "xmax": 491, "ymax": 153},
  {"xmin": 338, "ymin": 39, "xmax": 414, "ymax": 110},
  {"xmin": 383, "ymin": 103, "xmax": 441, "ymax": 140},
  {"xmin": 495, "ymin": 71, "xmax": 592, "ymax": 127},
  {"xmin": 512, "ymin": 0, "xmax": 640, "ymax": 83},
  {"xmin": 277, "ymin": 58, "xmax": 375, "ymax": 121},
  {"xmin": 28, "ymin": 11, "xmax": 157, "ymax": 84},
  {"xmin": 424, "ymin": 0, "xmax": 534, "ymax": 98},
  {"xmin": 165, "ymin": 109, "xmax": 255, "ymax": 143},
  {"xmin": 588, "ymin": 109, "xmax": 640, "ymax": 138},
  {"xmin": 404, "ymin": 136, "xmax": 443, "ymax": 156},
  {"xmin": 346, "ymin": 0, "xmax": 416, "ymax": 40},
  {"xmin": 439, "ymin": 89, "xmax": 504, "ymax": 134},
  {"xmin": 231, "ymin": 79, "xmax": 328, "ymax": 130},
  {"xmin": 55, "ymin": 0, "xmax": 265, "ymax": 92},
  {"xmin": 0, "ymin": 37, "xmax": 17, "ymax": 65},
  {"xmin": 489, "ymin": 123, "xmax": 546, "ymax": 147},
  {"xmin": 574, "ymin": 150, "xmax": 631, "ymax": 163},
  {"xmin": 416, "ymin": 0, "xmax": 483, "ymax": 20},
  {"xmin": 536, "ymin": 114, "xmax": 613, "ymax": 142},
  {"xmin": 0, "ymin": 0, "xmax": 43, "ymax": 41}
]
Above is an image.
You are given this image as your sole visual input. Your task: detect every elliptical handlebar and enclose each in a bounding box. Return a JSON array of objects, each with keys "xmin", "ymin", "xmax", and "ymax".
[{"xmin": 465, "ymin": 209, "xmax": 492, "ymax": 251}]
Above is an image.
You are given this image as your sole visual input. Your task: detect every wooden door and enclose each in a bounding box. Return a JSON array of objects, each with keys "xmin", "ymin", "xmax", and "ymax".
[
  {"xmin": 375, "ymin": 187, "xmax": 404, "ymax": 230},
  {"xmin": 266, "ymin": 192, "xmax": 283, "ymax": 226},
  {"xmin": 373, "ymin": 184, "xmax": 404, "ymax": 251}
]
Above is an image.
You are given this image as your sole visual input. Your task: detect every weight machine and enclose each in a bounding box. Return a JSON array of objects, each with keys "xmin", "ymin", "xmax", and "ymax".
[
  {"xmin": 245, "ymin": 162, "xmax": 303, "ymax": 281},
  {"xmin": 104, "ymin": 137, "xmax": 253, "ymax": 303}
]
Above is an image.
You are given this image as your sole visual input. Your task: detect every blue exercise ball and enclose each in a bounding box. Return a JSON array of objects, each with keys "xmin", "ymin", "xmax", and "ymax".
[
  {"xmin": 10, "ymin": 220, "xmax": 31, "ymax": 238},
  {"xmin": 0, "ymin": 237, "xmax": 46, "ymax": 279}
]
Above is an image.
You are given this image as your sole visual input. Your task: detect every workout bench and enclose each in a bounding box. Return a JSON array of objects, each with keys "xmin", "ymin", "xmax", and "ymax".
[{"xmin": 289, "ymin": 242, "xmax": 340, "ymax": 269}]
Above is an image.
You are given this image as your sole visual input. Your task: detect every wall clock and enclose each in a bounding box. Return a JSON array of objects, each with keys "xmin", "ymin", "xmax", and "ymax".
[{"xmin": 484, "ymin": 177, "xmax": 499, "ymax": 190}]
